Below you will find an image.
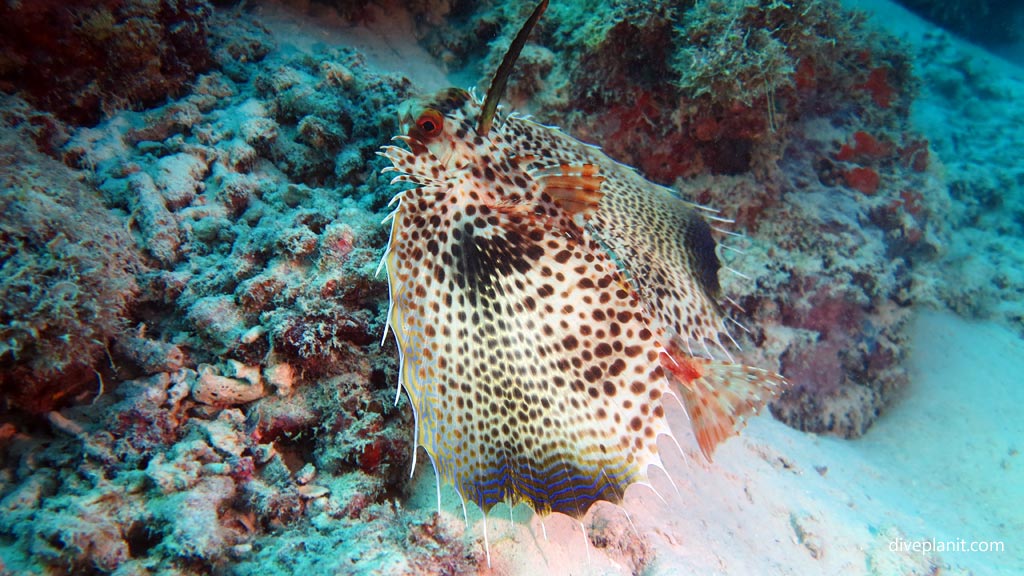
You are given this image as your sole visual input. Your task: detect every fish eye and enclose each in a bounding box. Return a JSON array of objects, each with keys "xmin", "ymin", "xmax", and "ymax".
[{"xmin": 415, "ymin": 109, "xmax": 444, "ymax": 139}]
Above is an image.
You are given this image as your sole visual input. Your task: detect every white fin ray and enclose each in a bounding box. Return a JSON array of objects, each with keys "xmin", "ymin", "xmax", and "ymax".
[
  {"xmin": 724, "ymin": 266, "xmax": 751, "ymax": 280},
  {"xmin": 724, "ymin": 295, "xmax": 746, "ymax": 313},
  {"xmin": 722, "ymin": 323, "xmax": 743, "ymax": 352},
  {"xmin": 728, "ymin": 315, "xmax": 752, "ymax": 334},
  {"xmin": 483, "ymin": 515, "xmax": 491, "ymax": 568},
  {"xmin": 712, "ymin": 226, "xmax": 744, "ymax": 237}
]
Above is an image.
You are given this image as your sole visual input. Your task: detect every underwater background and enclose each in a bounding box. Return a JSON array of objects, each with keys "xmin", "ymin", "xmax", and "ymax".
[{"xmin": 0, "ymin": 0, "xmax": 1021, "ymax": 574}]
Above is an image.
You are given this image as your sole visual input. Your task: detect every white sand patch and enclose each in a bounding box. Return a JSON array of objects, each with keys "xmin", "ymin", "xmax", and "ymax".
[
  {"xmin": 407, "ymin": 310, "xmax": 1022, "ymax": 574},
  {"xmin": 251, "ymin": 0, "xmax": 448, "ymax": 91}
]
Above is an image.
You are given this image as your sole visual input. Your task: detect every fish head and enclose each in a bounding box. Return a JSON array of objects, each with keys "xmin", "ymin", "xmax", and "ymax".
[
  {"xmin": 395, "ymin": 87, "xmax": 493, "ymax": 168},
  {"xmin": 388, "ymin": 86, "xmax": 539, "ymax": 214}
]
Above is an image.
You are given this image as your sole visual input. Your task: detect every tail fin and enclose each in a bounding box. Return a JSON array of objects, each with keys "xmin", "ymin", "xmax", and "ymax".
[{"xmin": 659, "ymin": 351, "xmax": 786, "ymax": 461}]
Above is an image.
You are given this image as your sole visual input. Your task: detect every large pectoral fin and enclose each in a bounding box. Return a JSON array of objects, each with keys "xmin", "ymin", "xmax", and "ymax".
[{"xmin": 590, "ymin": 179, "xmax": 735, "ymax": 359}]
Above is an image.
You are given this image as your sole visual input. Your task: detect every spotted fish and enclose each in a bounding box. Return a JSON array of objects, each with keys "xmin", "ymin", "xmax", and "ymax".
[{"xmin": 378, "ymin": 0, "xmax": 784, "ymax": 527}]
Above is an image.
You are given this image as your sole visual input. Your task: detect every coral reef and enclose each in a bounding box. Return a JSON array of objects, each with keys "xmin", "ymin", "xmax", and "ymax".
[
  {"xmin": 908, "ymin": 31, "xmax": 1024, "ymax": 330},
  {"xmin": 60, "ymin": 11, "xmax": 409, "ymax": 383},
  {"xmin": 673, "ymin": 0, "xmax": 935, "ymax": 437},
  {"xmin": 0, "ymin": 98, "xmax": 142, "ymax": 414},
  {"xmin": 0, "ymin": 0, "xmax": 213, "ymax": 126},
  {"xmin": 0, "ymin": 7, "xmax": 471, "ymax": 574}
]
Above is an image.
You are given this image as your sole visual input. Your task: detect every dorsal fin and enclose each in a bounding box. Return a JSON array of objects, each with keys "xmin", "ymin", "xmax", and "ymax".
[
  {"xmin": 533, "ymin": 163, "xmax": 605, "ymax": 222},
  {"xmin": 478, "ymin": 0, "xmax": 549, "ymax": 136}
]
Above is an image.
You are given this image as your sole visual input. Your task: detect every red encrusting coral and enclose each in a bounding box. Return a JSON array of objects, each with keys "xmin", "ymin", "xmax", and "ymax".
[
  {"xmin": 836, "ymin": 131, "xmax": 893, "ymax": 163},
  {"xmin": 857, "ymin": 67, "xmax": 896, "ymax": 108},
  {"xmin": 794, "ymin": 58, "xmax": 817, "ymax": 91},
  {"xmin": 899, "ymin": 137, "xmax": 931, "ymax": 173},
  {"xmin": 844, "ymin": 166, "xmax": 882, "ymax": 195},
  {"xmin": 898, "ymin": 188, "xmax": 925, "ymax": 217},
  {"xmin": 578, "ymin": 89, "xmax": 704, "ymax": 183}
]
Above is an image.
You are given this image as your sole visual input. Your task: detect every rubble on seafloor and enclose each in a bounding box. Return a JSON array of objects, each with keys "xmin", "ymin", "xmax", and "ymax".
[
  {"xmin": 1, "ymin": 368, "xmax": 477, "ymax": 573},
  {"xmin": 907, "ymin": 30, "xmax": 1024, "ymax": 330},
  {"xmin": 0, "ymin": 0, "xmax": 1021, "ymax": 573}
]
